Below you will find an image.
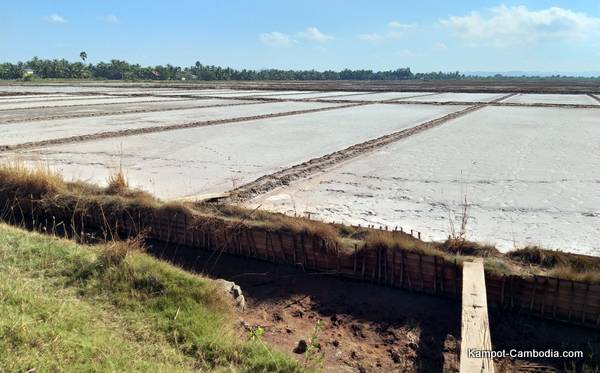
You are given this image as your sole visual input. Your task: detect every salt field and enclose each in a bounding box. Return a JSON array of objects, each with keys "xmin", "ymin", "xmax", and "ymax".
[
  {"xmin": 0, "ymin": 100, "xmax": 335, "ymax": 146},
  {"xmin": 1, "ymin": 83, "xmax": 599, "ymax": 255},
  {"xmin": 504, "ymin": 93, "xmax": 600, "ymax": 105},
  {"xmin": 8, "ymin": 104, "xmax": 465, "ymax": 198},
  {"xmin": 0, "ymin": 96, "xmax": 188, "ymax": 111},
  {"xmin": 321, "ymin": 92, "xmax": 435, "ymax": 101},
  {"xmin": 248, "ymin": 106, "xmax": 600, "ymax": 254},
  {"xmin": 399, "ymin": 92, "xmax": 507, "ymax": 102}
]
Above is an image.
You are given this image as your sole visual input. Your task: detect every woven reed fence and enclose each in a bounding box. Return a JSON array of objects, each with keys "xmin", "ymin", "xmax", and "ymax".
[{"xmin": 3, "ymin": 199, "xmax": 599, "ymax": 329}]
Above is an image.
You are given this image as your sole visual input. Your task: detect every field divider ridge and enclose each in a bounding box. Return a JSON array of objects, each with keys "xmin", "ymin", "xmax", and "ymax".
[
  {"xmin": 229, "ymin": 103, "xmax": 486, "ymax": 202},
  {"xmin": 587, "ymin": 93, "xmax": 600, "ymax": 104}
]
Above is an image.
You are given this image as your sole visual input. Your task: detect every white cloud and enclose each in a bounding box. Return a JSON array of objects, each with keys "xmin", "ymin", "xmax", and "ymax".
[
  {"xmin": 387, "ymin": 30, "xmax": 405, "ymax": 39},
  {"xmin": 98, "ymin": 14, "xmax": 119, "ymax": 23},
  {"xmin": 360, "ymin": 21, "xmax": 414, "ymax": 40},
  {"xmin": 433, "ymin": 42, "xmax": 448, "ymax": 51},
  {"xmin": 397, "ymin": 49, "xmax": 416, "ymax": 58},
  {"xmin": 43, "ymin": 13, "xmax": 66, "ymax": 24},
  {"xmin": 388, "ymin": 21, "xmax": 413, "ymax": 29},
  {"xmin": 358, "ymin": 33, "xmax": 383, "ymax": 42},
  {"xmin": 297, "ymin": 27, "xmax": 333, "ymax": 42},
  {"xmin": 259, "ymin": 32, "xmax": 291, "ymax": 47},
  {"xmin": 441, "ymin": 5, "xmax": 600, "ymax": 47}
]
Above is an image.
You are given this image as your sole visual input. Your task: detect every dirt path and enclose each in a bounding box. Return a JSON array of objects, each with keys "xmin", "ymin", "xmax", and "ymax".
[
  {"xmin": 146, "ymin": 241, "xmax": 599, "ymax": 372},
  {"xmin": 147, "ymin": 240, "xmax": 461, "ymax": 372}
]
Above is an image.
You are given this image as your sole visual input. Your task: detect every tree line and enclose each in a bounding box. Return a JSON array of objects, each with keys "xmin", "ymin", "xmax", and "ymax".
[{"xmin": 0, "ymin": 57, "xmax": 467, "ymax": 81}]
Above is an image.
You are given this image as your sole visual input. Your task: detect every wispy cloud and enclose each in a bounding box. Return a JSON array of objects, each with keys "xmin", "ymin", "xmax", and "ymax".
[
  {"xmin": 360, "ymin": 21, "xmax": 415, "ymax": 42},
  {"xmin": 433, "ymin": 42, "xmax": 448, "ymax": 51},
  {"xmin": 259, "ymin": 32, "xmax": 291, "ymax": 47},
  {"xmin": 387, "ymin": 22, "xmax": 415, "ymax": 39},
  {"xmin": 358, "ymin": 33, "xmax": 383, "ymax": 42},
  {"xmin": 397, "ymin": 49, "xmax": 416, "ymax": 58},
  {"xmin": 441, "ymin": 5, "xmax": 600, "ymax": 47},
  {"xmin": 388, "ymin": 21, "xmax": 414, "ymax": 30},
  {"xmin": 387, "ymin": 30, "xmax": 404, "ymax": 39},
  {"xmin": 43, "ymin": 13, "xmax": 66, "ymax": 24},
  {"xmin": 98, "ymin": 14, "xmax": 119, "ymax": 24},
  {"xmin": 297, "ymin": 27, "xmax": 333, "ymax": 42}
]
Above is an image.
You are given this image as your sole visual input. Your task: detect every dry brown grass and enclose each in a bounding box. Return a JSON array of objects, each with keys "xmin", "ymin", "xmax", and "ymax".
[
  {"xmin": 0, "ymin": 162, "xmax": 160, "ymax": 239},
  {"xmin": 196, "ymin": 203, "xmax": 341, "ymax": 250},
  {"xmin": 441, "ymin": 238, "xmax": 500, "ymax": 257},
  {"xmin": 507, "ymin": 246, "xmax": 600, "ymax": 282},
  {"xmin": 106, "ymin": 166, "xmax": 129, "ymax": 195},
  {"xmin": 99, "ymin": 234, "xmax": 145, "ymax": 267},
  {"xmin": 364, "ymin": 230, "xmax": 447, "ymax": 258},
  {"xmin": 0, "ymin": 161, "xmax": 65, "ymax": 197},
  {"xmin": 547, "ymin": 266, "xmax": 600, "ymax": 283}
]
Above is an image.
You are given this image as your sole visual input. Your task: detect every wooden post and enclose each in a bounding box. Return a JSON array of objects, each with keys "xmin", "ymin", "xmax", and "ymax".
[
  {"xmin": 336, "ymin": 243, "xmax": 341, "ymax": 273},
  {"xmin": 529, "ymin": 275, "xmax": 537, "ymax": 312},
  {"xmin": 361, "ymin": 246, "xmax": 367, "ymax": 280},
  {"xmin": 540, "ymin": 277, "xmax": 548, "ymax": 316},
  {"xmin": 278, "ymin": 232, "xmax": 286, "ymax": 263},
  {"xmin": 300, "ymin": 233, "xmax": 308, "ymax": 267},
  {"xmin": 419, "ymin": 254, "xmax": 424, "ymax": 291},
  {"xmin": 311, "ymin": 235, "xmax": 318, "ymax": 269},
  {"xmin": 353, "ymin": 244, "xmax": 358, "ymax": 274},
  {"xmin": 568, "ymin": 280, "xmax": 575, "ymax": 321},
  {"xmin": 391, "ymin": 248, "xmax": 396, "ymax": 287},
  {"xmin": 292, "ymin": 233, "xmax": 298, "ymax": 264},
  {"xmin": 433, "ymin": 256, "xmax": 438, "ymax": 295},
  {"xmin": 500, "ymin": 276, "xmax": 506, "ymax": 307},
  {"xmin": 460, "ymin": 259, "xmax": 494, "ymax": 373},
  {"xmin": 183, "ymin": 214, "xmax": 188, "ymax": 246},
  {"xmin": 553, "ymin": 279, "xmax": 559, "ymax": 319},
  {"xmin": 400, "ymin": 250, "xmax": 405, "ymax": 288},
  {"xmin": 582, "ymin": 282, "xmax": 590, "ymax": 324}
]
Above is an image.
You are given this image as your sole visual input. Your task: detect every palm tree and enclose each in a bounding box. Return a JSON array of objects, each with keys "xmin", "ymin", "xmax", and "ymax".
[{"xmin": 80, "ymin": 51, "xmax": 87, "ymax": 62}]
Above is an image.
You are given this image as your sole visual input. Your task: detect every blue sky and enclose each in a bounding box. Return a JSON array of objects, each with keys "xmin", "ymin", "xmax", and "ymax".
[{"xmin": 2, "ymin": 1, "xmax": 600, "ymax": 73}]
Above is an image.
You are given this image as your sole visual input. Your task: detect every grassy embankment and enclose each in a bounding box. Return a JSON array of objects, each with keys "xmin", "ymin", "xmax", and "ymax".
[
  {"xmin": 0, "ymin": 222, "xmax": 301, "ymax": 372},
  {"xmin": 1, "ymin": 162, "xmax": 599, "ymax": 284}
]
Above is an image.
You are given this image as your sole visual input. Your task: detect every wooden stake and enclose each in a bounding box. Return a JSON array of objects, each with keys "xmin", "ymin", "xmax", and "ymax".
[{"xmin": 353, "ymin": 244, "xmax": 358, "ymax": 274}]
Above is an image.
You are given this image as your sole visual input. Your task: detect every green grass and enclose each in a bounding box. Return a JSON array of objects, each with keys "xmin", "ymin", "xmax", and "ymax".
[{"xmin": 0, "ymin": 223, "xmax": 301, "ymax": 372}]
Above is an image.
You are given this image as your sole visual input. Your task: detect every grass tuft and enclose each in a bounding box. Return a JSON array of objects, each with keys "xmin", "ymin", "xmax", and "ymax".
[
  {"xmin": 364, "ymin": 230, "xmax": 447, "ymax": 258},
  {"xmin": 441, "ymin": 238, "xmax": 500, "ymax": 257},
  {"xmin": 198, "ymin": 204, "xmax": 341, "ymax": 251},
  {"xmin": 0, "ymin": 161, "xmax": 65, "ymax": 198},
  {"xmin": 105, "ymin": 166, "xmax": 129, "ymax": 195},
  {"xmin": 508, "ymin": 246, "xmax": 600, "ymax": 282}
]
